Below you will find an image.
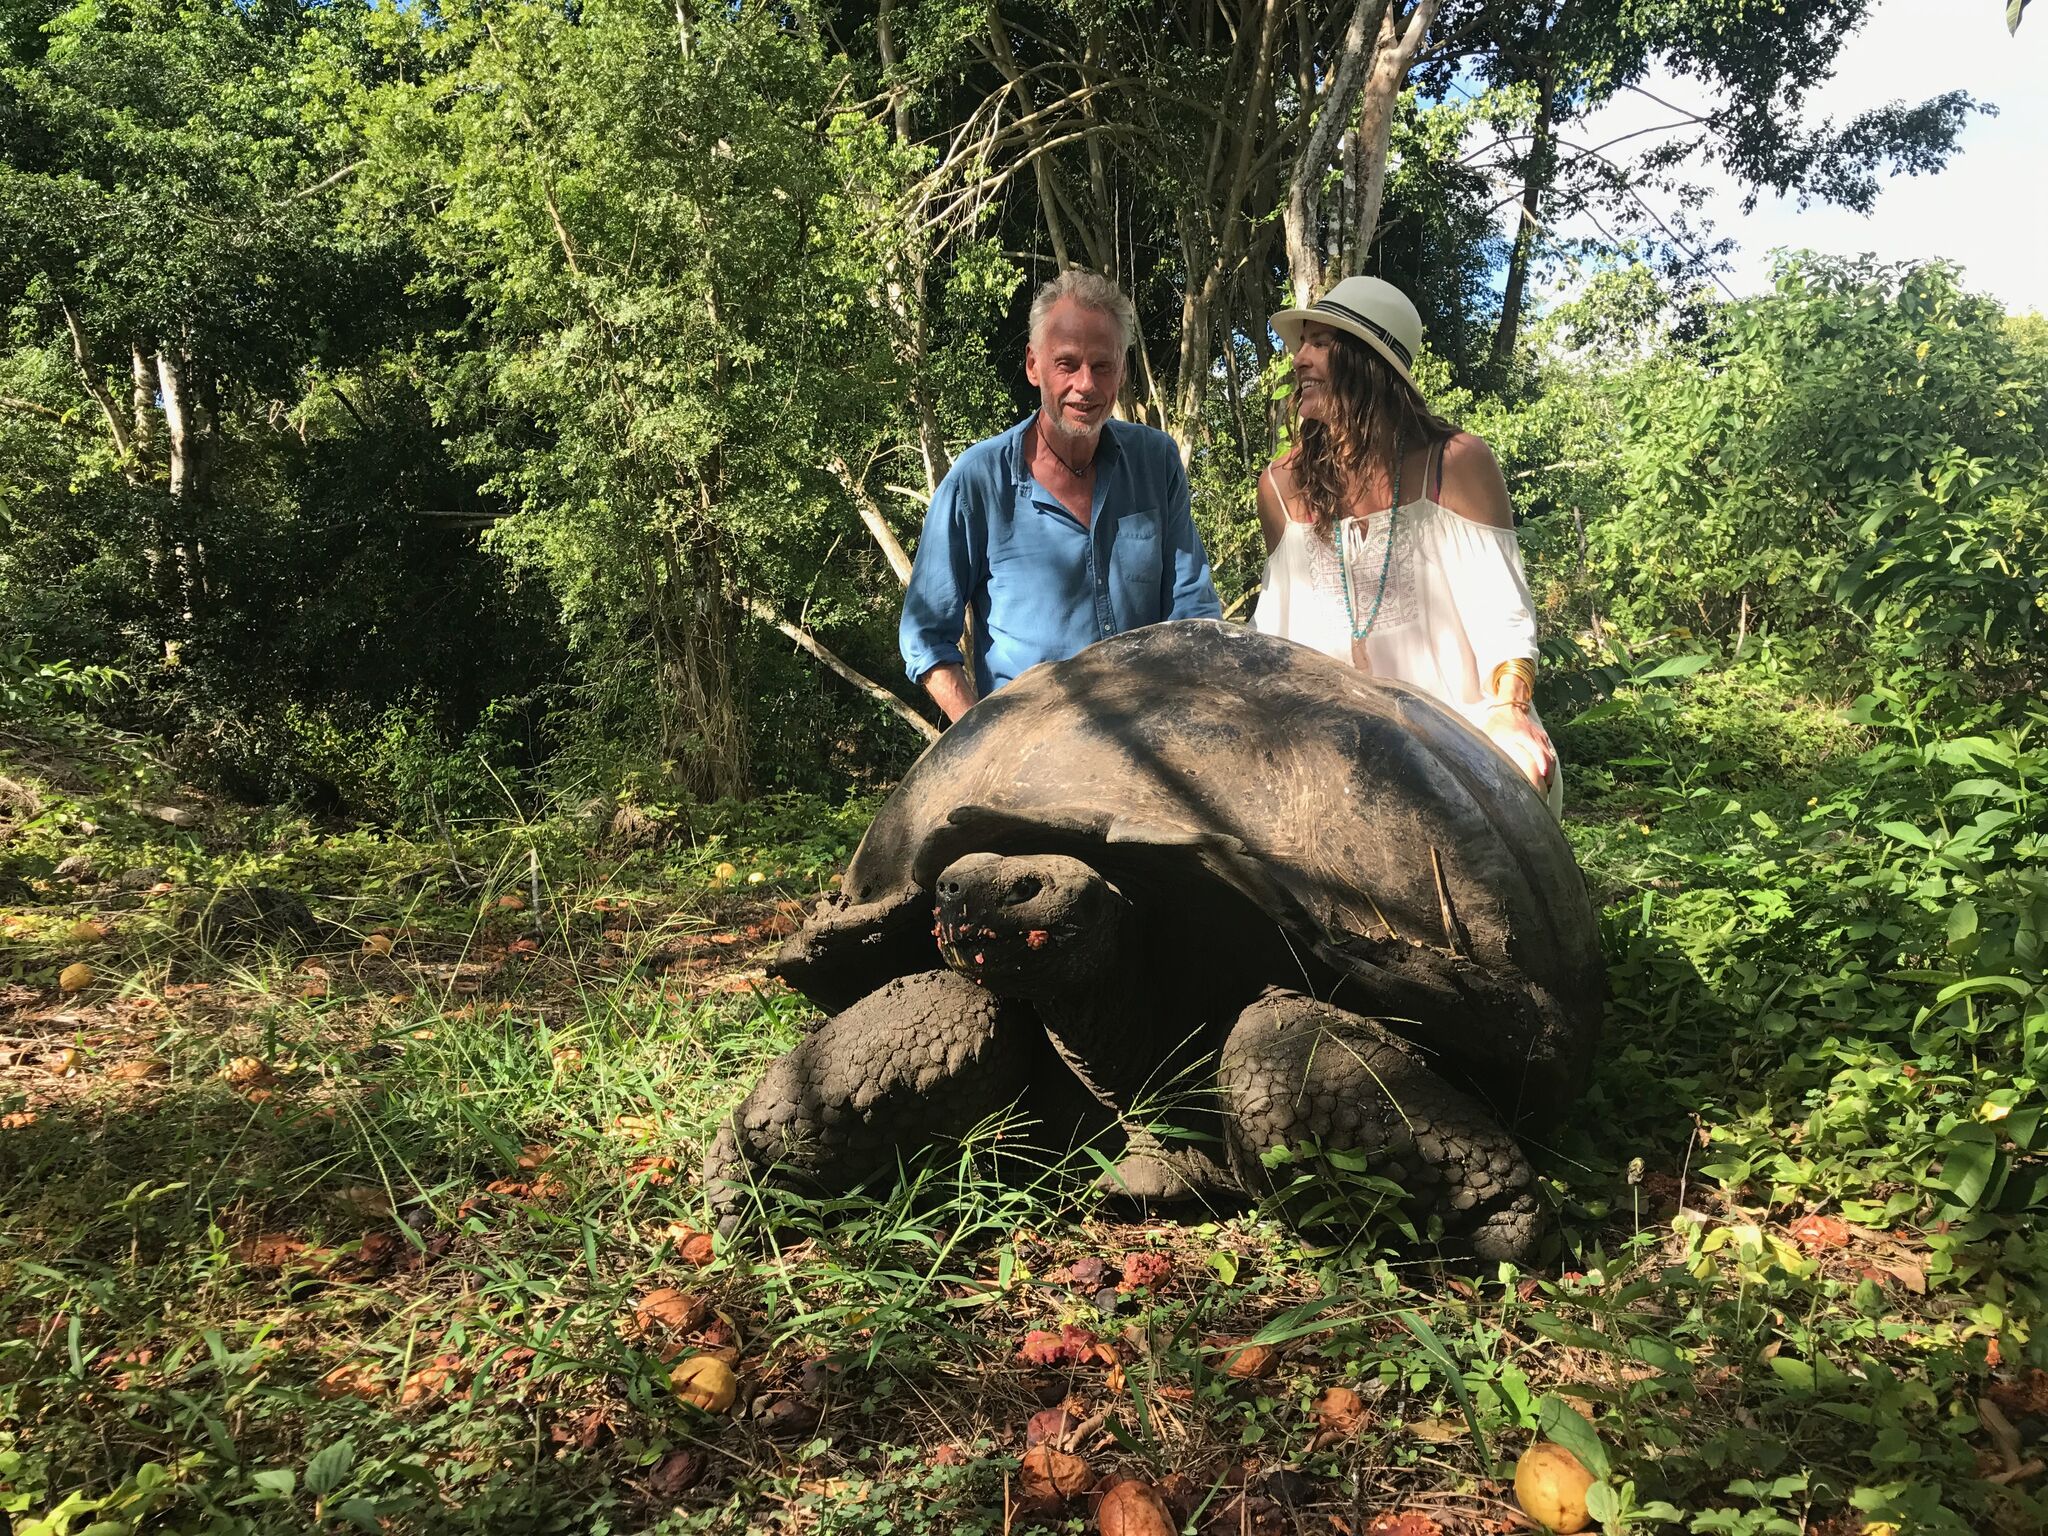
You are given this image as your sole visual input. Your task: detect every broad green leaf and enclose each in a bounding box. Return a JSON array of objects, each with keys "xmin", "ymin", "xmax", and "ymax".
[
  {"xmin": 1641, "ymin": 653, "xmax": 1715, "ymax": 680},
  {"xmin": 1535, "ymin": 1393, "xmax": 1612, "ymax": 1478},
  {"xmin": 304, "ymin": 1439, "xmax": 354, "ymax": 1498}
]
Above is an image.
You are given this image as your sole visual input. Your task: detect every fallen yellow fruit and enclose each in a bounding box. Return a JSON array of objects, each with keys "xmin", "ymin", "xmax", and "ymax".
[
  {"xmin": 713, "ymin": 862, "xmax": 738, "ymax": 881},
  {"xmin": 58, "ymin": 961, "xmax": 94, "ymax": 993},
  {"xmin": 669, "ymin": 1354, "xmax": 738, "ymax": 1412},
  {"xmin": 65, "ymin": 920, "xmax": 105, "ymax": 944},
  {"xmin": 1515, "ymin": 1442, "xmax": 1596, "ymax": 1533}
]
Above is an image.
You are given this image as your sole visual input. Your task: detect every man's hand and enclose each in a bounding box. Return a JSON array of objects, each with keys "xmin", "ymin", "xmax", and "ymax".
[
  {"xmin": 1483, "ymin": 705, "xmax": 1556, "ymax": 791},
  {"xmin": 922, "ymin": 664, "xmax": 978, "ymax": 725}
]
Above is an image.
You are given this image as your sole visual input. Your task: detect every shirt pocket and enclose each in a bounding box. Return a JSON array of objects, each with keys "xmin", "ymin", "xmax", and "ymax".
[{"xmin": 1110, "ymin": 507, "xmax": 1164, "ymax": 603}]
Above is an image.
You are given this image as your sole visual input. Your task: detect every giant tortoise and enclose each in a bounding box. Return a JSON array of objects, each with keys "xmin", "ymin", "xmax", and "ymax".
[{"xmin": 703, "ymin": 620, "xmax": 1603, "ymax": 1261}]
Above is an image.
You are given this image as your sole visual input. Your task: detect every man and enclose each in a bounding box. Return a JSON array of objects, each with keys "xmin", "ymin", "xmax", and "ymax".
[{"xmin": 900, "ymin": 270, "xmax": 1221, "ymax": 722}]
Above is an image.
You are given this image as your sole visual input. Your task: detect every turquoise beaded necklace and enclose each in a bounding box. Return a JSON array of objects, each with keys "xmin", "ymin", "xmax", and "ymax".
[{"xmin": 1337, "ymin": 431, "xmax": 1403, "ymax": 641}]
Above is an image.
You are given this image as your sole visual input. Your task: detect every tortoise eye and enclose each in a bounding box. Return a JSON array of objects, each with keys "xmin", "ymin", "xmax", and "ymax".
[{"xmin": 1004, "ymin": 875, "xmax": 1044, "ymax": 904}]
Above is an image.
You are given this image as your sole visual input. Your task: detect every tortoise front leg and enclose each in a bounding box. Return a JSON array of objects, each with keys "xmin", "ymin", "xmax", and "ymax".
[
  {"xmin": 1218, "ymin": 989, "xmax": 1548, "ymax": 1263},
  {"xmin": 702, "ymin": 970, "xmax": 1044, "ymax": 1234}
]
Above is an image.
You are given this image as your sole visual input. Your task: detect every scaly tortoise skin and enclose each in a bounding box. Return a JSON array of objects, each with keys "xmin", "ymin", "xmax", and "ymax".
[{"xmin": 703, "ymin": 620, "xmax": 1604, "ymax": 1261}]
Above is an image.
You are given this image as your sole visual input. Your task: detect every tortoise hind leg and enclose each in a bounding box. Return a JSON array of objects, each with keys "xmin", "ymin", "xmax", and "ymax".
[
  {"xmin": 702, "ymin": 970, "xmax": 1045, "ymax": 1235},
  {"xmin": 1217, "ymin": 989, "xmax": 1547, "ymax": 1264}
]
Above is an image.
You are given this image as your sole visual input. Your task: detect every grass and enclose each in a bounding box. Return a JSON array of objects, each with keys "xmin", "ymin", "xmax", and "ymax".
[{"xmin": 1, "ymin": 659, "xmax": 2043, "ymax": 1535}]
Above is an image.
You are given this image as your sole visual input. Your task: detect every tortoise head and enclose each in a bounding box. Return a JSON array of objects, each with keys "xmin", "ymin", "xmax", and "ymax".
[{"xmin": 933, "ymin": 852, "xmax": 1126, "ymax": 997}]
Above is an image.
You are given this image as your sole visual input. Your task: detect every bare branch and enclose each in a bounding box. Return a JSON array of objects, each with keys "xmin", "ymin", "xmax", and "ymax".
[{"xmin": 737, "ymin": 592, "xmax": 938, "ymax": 743}]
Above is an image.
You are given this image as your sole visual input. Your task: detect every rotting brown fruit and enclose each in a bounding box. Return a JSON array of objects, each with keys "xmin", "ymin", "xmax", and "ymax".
[
  {"xmin": 1017, "ymin": 1444, "xmax": 1094, "ymax": 1505},
  {"xmin": 1314, "ymin": 1384, "xmax": 1368, "ymax": 1435},
  {"xmin": 1096, "ymin": 1478, "xmax": 1176, "ymax": 1536}
]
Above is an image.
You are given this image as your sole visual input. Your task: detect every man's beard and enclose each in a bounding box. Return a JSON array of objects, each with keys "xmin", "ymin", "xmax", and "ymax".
[{"xmin": 1043, "ymin": 398, "xmax": 1106, "ymax": 441}]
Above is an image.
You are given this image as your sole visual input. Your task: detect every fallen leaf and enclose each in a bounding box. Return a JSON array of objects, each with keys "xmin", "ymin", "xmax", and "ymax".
[
  {"xmin": 235, "ymin": 1233, "xmax": 311, "ymax": 1270},
  {"xmin": 516, "ymin": 1143, "xmax": 557, "ymax": 1169},
  {"xmin": 1, "ymin": 1111, "xmax": 37, "ymax": 1130},
  {"xmin": 1406, "ymin": 1417, "xmax": 1465, "ymax": 1443},
  {"xmin": 627, "ymin": 1154, "xmax": 678, "ymax": 1185},
  {"xmin": 496, "ymin": 895, "xmax": 526, "ymax": 911},
  {"xmin": 1788, "ymin": 1213, "xmax": 1850, "ymax": 1251},
  {"xmin": 104, "ymin": 1058, "xmax": 166, "ymax": 1082},
  {"xmin": 400, "ymin": 1353, "xmax": 467, "ymax": 1407},
  {"xmin": 317, "ymin": 1361, "xmax": 385, "ymax": 1401},
  {"xmin": 1365, "ymin": 1514, "xmax": 1444, "ymax": 1536},
  {"xmin": 610, "ymin": 1112, "xmax": 659, "ymax": 1139},
  {"xmin": 362, "ymin": 933, "xmax": 394, "ymax": 956}
]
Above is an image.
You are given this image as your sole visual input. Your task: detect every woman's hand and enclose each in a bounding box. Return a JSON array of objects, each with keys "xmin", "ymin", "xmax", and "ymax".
[{"xmin": 1484, "ymin": 704, "xmax": 1556, "ymax": 791}]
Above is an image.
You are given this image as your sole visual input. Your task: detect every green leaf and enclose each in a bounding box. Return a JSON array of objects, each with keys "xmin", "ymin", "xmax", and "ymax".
[
  {"xmin": 1206, "ymin": 1249, "xmax": 1240, "ymax": 1286},
  {"xmin": 1768, "ymin": 1355, "xmax": 1815, "ymax": 1391},
  {"xmin": 1933, "ymin": 974, "xmax": 2032, "ymax": 1005},
  {"xmin": 304, "ymin": 1439, "xmax": 354, "ymax": 1498},
  {"xmin": 1585, "ymin": 1481, "xmax": 1621, "ymax": 1524},
  {"xmin": 1876, "ymin": 820, "xmax": 1932, "ymax": 849},
  {"xmin": 1641, "ymin": 653, "xmax": 1715, "ymax": 680},
  {"xmin": 1946, "ymin": 901, "xmax": 1979, "ymax": 953},
  {"xmin": 2011, "ymin": 0, "xmax": 2029, "ymax": 36},
  {"xmin": 1399, "ymin": 1312, "xmax": 1493, "ymax": 1476},
  {"xmin": 1932, "ymin": 1125, "xmax": 1999, "ymax": 1207},
  {"xmin": 250, "ymin": 1468, "xmax": 296, "ymax": 1498},
  {"xmin": 1535, "ymin": 1393, "xmax": 1612, "ymax": 1479}
]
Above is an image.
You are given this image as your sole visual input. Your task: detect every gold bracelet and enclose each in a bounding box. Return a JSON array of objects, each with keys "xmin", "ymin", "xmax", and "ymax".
[{"xmin": 1488, "ymin": 657, "xmax": 1536, "ymax": 707}]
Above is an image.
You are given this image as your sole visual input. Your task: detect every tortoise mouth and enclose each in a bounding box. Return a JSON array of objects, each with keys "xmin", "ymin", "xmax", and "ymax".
[{"xmin": 932, "ymin": 852, "xmax": 1123, "ymax": 994}]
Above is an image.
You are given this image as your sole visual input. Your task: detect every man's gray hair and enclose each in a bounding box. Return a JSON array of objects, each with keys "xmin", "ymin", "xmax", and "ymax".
[{"xmin": 1029, "ymin": 269, "xmax": 1138, "ymax": 354}]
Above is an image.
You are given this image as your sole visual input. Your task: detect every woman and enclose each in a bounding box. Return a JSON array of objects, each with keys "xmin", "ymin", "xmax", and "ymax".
[{"xmin": 1253, "ymin": 275, "xmax": 1559, "ymax": 808}]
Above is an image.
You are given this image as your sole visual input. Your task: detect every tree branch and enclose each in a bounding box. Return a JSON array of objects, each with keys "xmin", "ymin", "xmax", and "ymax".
[{"xmin": 737, "ymin": 592, "xmax": 938, "ymax": 743}]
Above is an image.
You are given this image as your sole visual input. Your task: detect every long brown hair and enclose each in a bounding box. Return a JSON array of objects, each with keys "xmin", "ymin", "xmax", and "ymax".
[{"xmin": 1292, "ymin": 329, "xmax": 1459, "ymax": 535}]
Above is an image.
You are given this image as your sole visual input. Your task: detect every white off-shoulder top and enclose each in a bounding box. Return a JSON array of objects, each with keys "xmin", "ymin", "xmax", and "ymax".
[{"xmin": 1252, "ymin": 455, "xmax": 1560, "ymax": 810}]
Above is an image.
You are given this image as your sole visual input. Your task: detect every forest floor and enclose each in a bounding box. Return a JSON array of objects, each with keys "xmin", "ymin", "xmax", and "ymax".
[{"xmin": 0, "ymin": 667, "xmax": 2042, "ymax": 1536}]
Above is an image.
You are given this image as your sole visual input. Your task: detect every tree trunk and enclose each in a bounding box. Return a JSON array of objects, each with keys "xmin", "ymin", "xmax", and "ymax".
[
  {"xmin": 1346, "ymin": 0, "xmax": 1440, "ymax": 267},
  {"xmin": 130, "ymin": 344, "xmax": 153, "ymax": 465},
  {"xmin": 657, "ymin": 521, "xmax": 748, "ymax": 800},
  {"xmin": 1490, "ymin": 68, "xmax": 1556, "ymax": 373},
  {"xmin": 1283, "ymin": 0, "xmax": 1387, "ymax": 306}
]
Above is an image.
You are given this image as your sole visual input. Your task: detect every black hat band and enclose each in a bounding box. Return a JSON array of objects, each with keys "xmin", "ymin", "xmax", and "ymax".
[{"xmin": 1310, "ymin": 299, "xmax": 1413, "ymax": 369}]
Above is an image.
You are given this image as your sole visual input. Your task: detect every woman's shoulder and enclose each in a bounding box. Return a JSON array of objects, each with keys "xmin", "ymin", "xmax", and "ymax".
[
  {"xmin": 1432, "ymin": 432, "xmax": 1514, "ymax": 530},
  {"xmin": 1259, "ymin": 451, "xmax": 1309, "ymax": 527}
]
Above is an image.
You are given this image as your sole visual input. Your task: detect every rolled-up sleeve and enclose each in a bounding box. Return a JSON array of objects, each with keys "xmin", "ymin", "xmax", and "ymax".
[
  {"xmin": 1159, "ymin": 452, "xmax": 1221, "ymax": 620},
  {"xmin": 899, "ymin": 470, "xmax": 974, "ymax": 686}
]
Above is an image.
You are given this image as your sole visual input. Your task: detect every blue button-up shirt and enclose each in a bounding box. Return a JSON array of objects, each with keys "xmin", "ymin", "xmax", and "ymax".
[{"xmin": 900, "ymin": 416, "xmax": 1222, "ymax": 697}]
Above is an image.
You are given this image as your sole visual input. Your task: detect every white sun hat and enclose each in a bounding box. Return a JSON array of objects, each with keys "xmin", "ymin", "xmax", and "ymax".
[{"xmin": 1270, "ymin": 275, "xmax": 1424, "ymax": 389}]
